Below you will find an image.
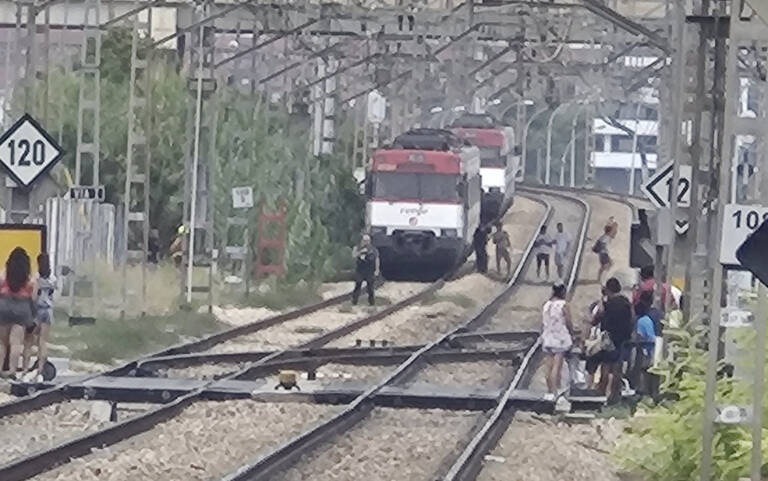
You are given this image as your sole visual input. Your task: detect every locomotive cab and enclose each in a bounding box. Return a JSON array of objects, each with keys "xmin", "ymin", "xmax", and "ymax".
[{"xmin": 365, "ymin": 129, "xmax": 482, "ymax": 279}]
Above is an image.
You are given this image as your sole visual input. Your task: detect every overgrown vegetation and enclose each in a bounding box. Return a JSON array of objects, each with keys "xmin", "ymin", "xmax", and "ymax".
[
  {"xmin": 617, "ymin": 325, "xmax": 759, "ymax": 480},
  {"xmin": 49, "ymin": 310, "xmax": 224, "ymax": 364},
  {"xmin": 21, "ymin": 27, "xmax": 364, "ymax": 289}
]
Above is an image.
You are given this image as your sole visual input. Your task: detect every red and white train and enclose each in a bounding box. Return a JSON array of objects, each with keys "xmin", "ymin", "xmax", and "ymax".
[
  {"xmin": 365, "ymin": 128, "xmax": 482, "ymax": 278},
  {"xmin": 449, "ymin": 113, "xmax": 518, "ymax": 223}
]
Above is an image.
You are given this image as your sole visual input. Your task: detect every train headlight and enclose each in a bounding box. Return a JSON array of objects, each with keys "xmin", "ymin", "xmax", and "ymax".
[
  {"xmin": 440, "ymin": 229, "xmax": 458, "ymax": 238},
  {"xmin": 370, "ymin": 226, "xmax": 386, "ymax": 236}
]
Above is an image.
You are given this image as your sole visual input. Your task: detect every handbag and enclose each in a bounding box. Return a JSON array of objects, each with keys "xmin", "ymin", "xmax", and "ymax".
[
  {"xmin": 584, "ymin": 326, "xmax": 602, "ymax": 356},
  {"xmin": 585, "ymin": 328, "xmax": 615, "ymax": 357}
]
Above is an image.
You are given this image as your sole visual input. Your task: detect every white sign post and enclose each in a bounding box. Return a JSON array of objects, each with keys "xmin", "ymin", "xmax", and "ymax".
[
  {"xmin": 641, "ymin": 161, "xmax": 693, "ymax": 234},
  {"xmin": 720, "ymin": 204, "xmax": 768, "ymax": 265},
  {"xmin": 0, "ymin": 114, "xmax": 64, "ymax": 188},
  {"xmin": 231, "ymin": 186, "xmax": 254, "ymax": 209}
]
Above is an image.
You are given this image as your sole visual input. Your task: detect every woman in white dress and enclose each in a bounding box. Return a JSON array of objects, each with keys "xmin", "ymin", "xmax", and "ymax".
[{"xmin": 541, "ymin": 283, "xmax": 574, "ymax": 394}]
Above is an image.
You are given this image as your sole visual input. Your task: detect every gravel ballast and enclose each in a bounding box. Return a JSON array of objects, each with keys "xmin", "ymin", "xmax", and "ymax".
[
  {"xmin": 160, "ymin": 362, "xmax": 245, "ymax": 379},
  {"xmin": 477, "ymin": 412, "xmax": 626, "ymax": 481},
  {"xmin": 0, "ymin": 390, "xmax": 14, "ymax": 404},
  {"xmin": 405, "ymin": 359, "xmax": 517, "ymax": 390},
  {"xmin": 31, "ymin": 401, "xmax": 341, "ymax": 481},
  {"xmin": 306, "ymin": 363, "xmax": 393, "ymax": 384},
  {"xmin": 327, "ymin": 274, "xmax": 502, "ymax": 348},
  {"xmin": 0, "ymin": 400, "xmax": 126, "ymax": 465},
  {"xmin": 207, "ymin": 283, "xmax": 426, "ymax": 354},
  {"xmin": 276, "ymin": 407, "xmax": 482, "ymax": 481}
]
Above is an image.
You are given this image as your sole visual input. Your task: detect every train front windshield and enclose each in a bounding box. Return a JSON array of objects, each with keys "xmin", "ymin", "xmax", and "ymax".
[
  {"xmin": 478, "ymin": 147, "xmax": 505, "ymax": 168},
  {"xmin": 372, "ymin": 172, "xmax": 460, "ymax": 202}
]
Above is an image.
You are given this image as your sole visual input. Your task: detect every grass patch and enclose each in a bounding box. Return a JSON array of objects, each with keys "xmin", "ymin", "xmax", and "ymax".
[
  {"xmin": 596, "ymin": 404, "xmax": 633, "ymax": 420},
  {"xmin": 49, "ymin": 309, "xmax": 226, "ymax": 365},
  {"xmin": 219, "ymin": 278, "xmax": 325, "ymax": 311}
]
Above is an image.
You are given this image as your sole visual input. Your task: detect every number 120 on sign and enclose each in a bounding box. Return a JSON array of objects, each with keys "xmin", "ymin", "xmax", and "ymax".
[
  {"xmin": 720, "ymin": 204, "xmax": 768, "ymax": 265},
  {"xmin": 7, "ymin": 139, "xmax": 46, "ymax": 166}
]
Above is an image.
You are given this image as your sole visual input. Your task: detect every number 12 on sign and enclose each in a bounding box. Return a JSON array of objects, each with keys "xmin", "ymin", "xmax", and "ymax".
[
  {"xmin": 665, "ymin": 176, "xmax": 690, "ymax": 205},
  {"xmin": 7, "ymin": 139, "xmax": 46, "ymax": 166}
]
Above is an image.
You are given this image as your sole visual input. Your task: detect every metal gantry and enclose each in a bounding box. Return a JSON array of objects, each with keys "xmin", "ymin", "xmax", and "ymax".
[
  {"xmin": 68, "ymin": 0, "xmax": 102, "ymax": 321},
  {"xmin": 182, "ymin": 5, "xmax": 216, "ymax": 310},
  {"xmin": 121, "ymin": 3, "xmax": 152, "ymax": 317}
]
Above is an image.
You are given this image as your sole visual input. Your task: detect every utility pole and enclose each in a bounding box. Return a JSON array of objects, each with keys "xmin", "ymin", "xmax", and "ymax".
[{"xmin": 700, "ymin": 2, "xmax": 768, "ymax": 480}]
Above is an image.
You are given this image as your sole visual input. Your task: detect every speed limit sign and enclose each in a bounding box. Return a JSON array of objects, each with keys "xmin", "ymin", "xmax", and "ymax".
[{"xmin": 720, "ymin": 204, "xmax": 768, "ymax": 265}]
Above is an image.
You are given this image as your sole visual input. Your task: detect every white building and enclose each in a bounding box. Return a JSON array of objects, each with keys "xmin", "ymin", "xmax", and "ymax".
[{"xmin": 590, "ymin": 86, "xmax": 659, "ymax": 193}]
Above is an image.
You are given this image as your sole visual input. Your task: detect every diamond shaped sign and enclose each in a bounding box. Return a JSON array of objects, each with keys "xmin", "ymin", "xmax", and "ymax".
[{"xmin": 0, "ymin": 114, "xmax": 64, "ymax": 188}]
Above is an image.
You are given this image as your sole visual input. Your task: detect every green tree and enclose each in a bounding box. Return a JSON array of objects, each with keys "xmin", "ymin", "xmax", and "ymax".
[{"xmin": 20, "ymin": 27, "xmax": 363, "ymax": 281}]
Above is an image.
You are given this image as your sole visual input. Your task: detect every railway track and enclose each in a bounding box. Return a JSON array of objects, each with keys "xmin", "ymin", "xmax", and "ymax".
[
  {"xmin": 231, "ymin": 189, "xmax": 588, "ymax": 481},
  {"xmin": 0, "ymin": 187, "xmax": 617, "ymax": 481},
  {"xmin": 440, "ymin": 188, "xmax": 643, "ymax": 481},
  {"xmin": 0, "ymin": 195, "xmax": 546, "ymax": 481},
  {"xmin": 81, "ymin": 196, "xmax": 544, "ymax": 384}
]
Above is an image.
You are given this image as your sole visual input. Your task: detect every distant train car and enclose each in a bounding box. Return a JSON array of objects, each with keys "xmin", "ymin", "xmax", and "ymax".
[
  {"xmin": 365, "ymin": 128, "xmax": 482, "ymax": 279},
  {"xmin": 449, "ymin": 113, "xmax": 517, "ymax": 223}
]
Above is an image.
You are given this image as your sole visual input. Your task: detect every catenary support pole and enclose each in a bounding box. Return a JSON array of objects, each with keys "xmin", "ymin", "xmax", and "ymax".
[{"xmin": 186, "ymin": 23, "xmax": 205, "ymax": 304}]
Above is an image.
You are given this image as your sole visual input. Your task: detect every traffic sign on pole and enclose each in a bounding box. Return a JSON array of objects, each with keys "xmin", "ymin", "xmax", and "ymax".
[
  {"xmin": 641, "ymin": 161, "xmax": 692, "ymax": 234},
  {"xmin": 720, "ymin": 204, "xmax": 768, "ymax": 265},
  {"xmin": 0, "ymin": 114, "xmax": 64, "ymax": 188},
  {"xmin": 231, "ymin": 186, "xmax": 254, "ymax": 209}
]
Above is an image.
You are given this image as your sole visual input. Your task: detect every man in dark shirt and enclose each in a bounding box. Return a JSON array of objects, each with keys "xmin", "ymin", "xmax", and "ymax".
[
  {"xmin": 352, "ymin": 234, "xmax": 379, "ymax": 306},
  {"xmin": 473, "ymin": 226, "xmax": 490, "ymax": 274},
  {"xmin": 591, "ymin": 277, "xmax": 632, "ymax": 400}
]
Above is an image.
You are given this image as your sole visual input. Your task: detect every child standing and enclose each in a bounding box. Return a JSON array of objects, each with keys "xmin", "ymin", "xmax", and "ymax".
[{"xmin": 22, "ymin": 253, "xmax": 55, "ymax": 382}]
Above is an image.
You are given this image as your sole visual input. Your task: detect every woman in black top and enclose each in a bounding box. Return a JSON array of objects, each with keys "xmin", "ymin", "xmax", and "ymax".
[{"xmin": 590, "ymin": 277, "xmax": 633, "ymax": 400}]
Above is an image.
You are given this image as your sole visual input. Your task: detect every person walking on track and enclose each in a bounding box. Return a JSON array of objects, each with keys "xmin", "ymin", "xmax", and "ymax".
[
  {"xmin": 491, "ymin": 221, "xmax": 512, "ymax": 277},
  {"xmin": 553, "ymin": 222, "xmax": 571, "ymax": 280},
  {"xmin": 533, "ymin": 225, "xmax": 553, "ymax": 280},
  {"xmin": 541, "ymin": 282, "xmax": 574, "ymax": 394},
  {"xmin": 606, "ymin": 216, "xmax": 618, "ymax": 240},
  {"xmin": 593, "ymin": 224, "xmax": 613, "ymax": 284},
  {"xmin": 352, "ymin": 234, "xmax": 379, "ymax": 306},
  {"xmin": 473, "ymin": 226, "xmax": 490, "ymax": 274}
]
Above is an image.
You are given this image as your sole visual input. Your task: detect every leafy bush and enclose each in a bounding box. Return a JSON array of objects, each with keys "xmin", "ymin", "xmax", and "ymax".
[
  {"xmin": 18, "ymin": 27, "xmax": 363, "ymax": 288},
  {"xmin": 617, "ymin": 325, "xmax": 758, "ymax": 480}
]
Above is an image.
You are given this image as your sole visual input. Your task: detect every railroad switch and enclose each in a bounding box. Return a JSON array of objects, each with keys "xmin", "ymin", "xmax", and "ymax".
[{"xmin": 275, "ymin": 370, "xmax": 301, "ymax": 391}]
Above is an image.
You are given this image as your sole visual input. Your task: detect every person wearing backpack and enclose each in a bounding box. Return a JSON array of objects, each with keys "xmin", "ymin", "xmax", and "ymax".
[
  {"xmin": 352, "ymin": 234, "xmax": 379, "ymax": 306},
  {"xmin": 592, "ymin": 224, "xmax": 613, "ymax": 284}
]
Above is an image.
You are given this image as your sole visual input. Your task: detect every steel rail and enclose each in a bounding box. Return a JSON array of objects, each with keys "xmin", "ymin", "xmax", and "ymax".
[
  {"xmin": 0, "ymin": 283, "xmax": 364, "ymax": 418},
  {"xmin": 0, "ymin": 271, "xmax": 454, "ymax": 480},
  {"xmin": 134, "ymin": 329, "xmax": 542, "ymax": 373},
  {"xmin": 441, "ymin": 186, "xmax": 591, "ymax": 481},
  {"xmin": 215, "ymin": 197, "xmax": 553, "ymax": 481}
]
